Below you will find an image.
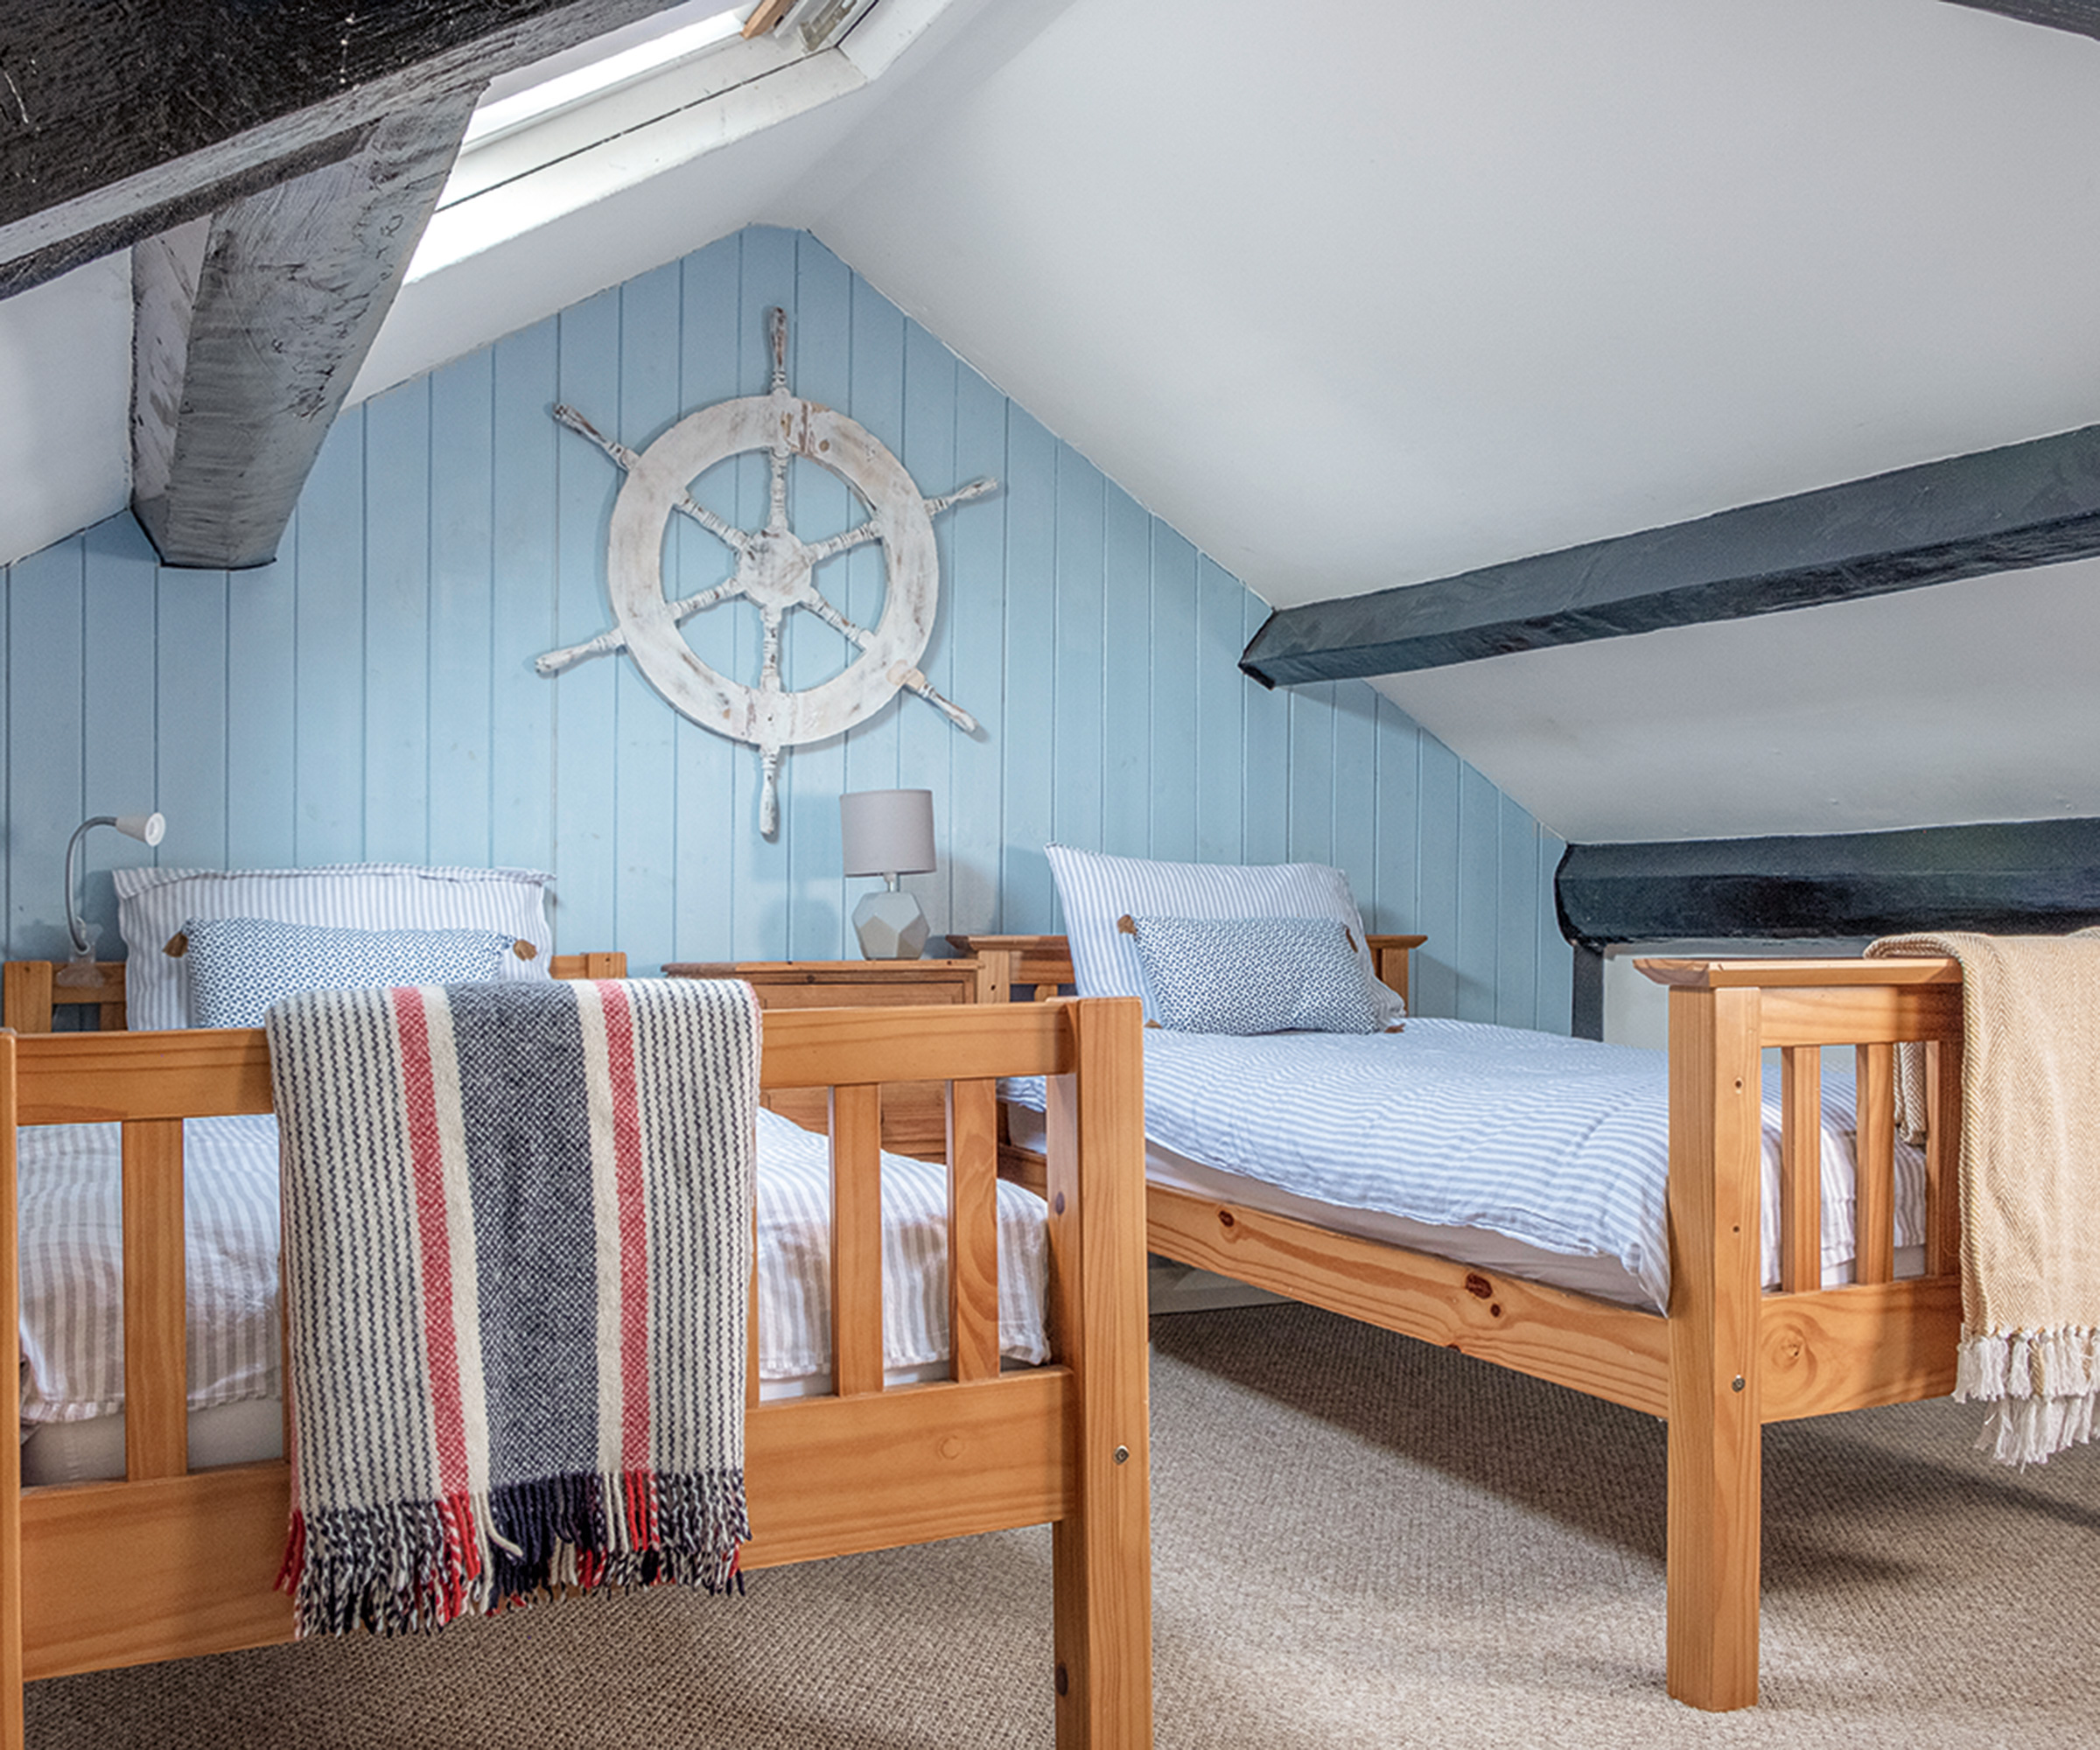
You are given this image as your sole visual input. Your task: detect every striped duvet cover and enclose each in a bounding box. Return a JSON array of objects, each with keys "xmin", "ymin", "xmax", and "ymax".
[
  {"xmin": 1005, "ymin": 1018, "xmax": 1924, "ymax": 1313},
  {"xmin": 16, "ymin": 1108, "xmax": 1050, "ymax": 1430}
]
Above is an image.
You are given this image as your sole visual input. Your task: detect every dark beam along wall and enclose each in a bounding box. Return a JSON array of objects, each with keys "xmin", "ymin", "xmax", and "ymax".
[
  {"xmin": 0, "ymin": 227, "xmax": 1572, "ymax": 1030},
  {"xmin": 1241, "ymin": 422, "xmax": 2100, "ymax": 687}
]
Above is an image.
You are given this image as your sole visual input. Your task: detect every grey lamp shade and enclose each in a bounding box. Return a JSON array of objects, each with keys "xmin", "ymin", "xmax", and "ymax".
[{"xmin": 840, "ymin": 788, "xmax": 936, "ymax": 878}]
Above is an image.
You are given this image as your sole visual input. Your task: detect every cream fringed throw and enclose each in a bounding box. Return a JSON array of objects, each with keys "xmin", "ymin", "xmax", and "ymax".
[{"xmin": 1866, "ymin": 930, "xmax": 2100, "ymax": 1465}]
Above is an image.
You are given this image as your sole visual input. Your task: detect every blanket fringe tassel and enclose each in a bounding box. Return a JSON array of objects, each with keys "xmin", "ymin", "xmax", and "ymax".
[
  {"xmin": 1955, "ymin": 1327, "xmax": 2100, "ymax": 1466},
  {"xmin": 284, "ymin": 1468, "xmax": 746, "ymax": 1636}
]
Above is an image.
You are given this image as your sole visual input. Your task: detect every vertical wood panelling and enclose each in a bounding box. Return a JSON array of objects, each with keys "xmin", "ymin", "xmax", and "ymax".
[
  {"xmin": 1285, "ymin": 684, "xmax": 1335, "ymax": 867},
  {"xmin": 732, "ymin": 230, "xmax": 798, "ymax": 942},
  {"xmin": 80, "ymin": 520, "xmax": 161, "ymax": 952},
  {"xmin": 9, "ymin": 538, "xmax": 84, "ymax": 958},
  {"xmin": 1371, "ymin": 693, "xmax": 1421, "ymax": 942},
  {"xmin": 670, "ymin": 239, "xmax": 741, "ymax": 962},
  {"xmin": 1329, "ymin": 683, "xmax": 1379, "ymax": 933},
  {"xmin": 292, "ymin": 416, "xmax": 365, "ymax": 862},
  {"xmin": 900, "ymin": 316, "xmax": 958, "ymax": 931},
  {"xmin": 488, "ymin": 321, "xmax": 559, "ymax": 881},
  {"xmin": 427, "ymin": 348, "xmax": 496, "ymax": 869},
  {"xmin": 1001, "ymin": 407, "xmax": 1057, "ymax": 933},
  {"xmin": 1456, "ymin": 762, "xmax": 1501, "ymax": 1022},
  {"xmin": 1147, "ymin": 528, "xmax": 1198, "ymax": 865},
  {"xmin": 1414, "ymin": 736, "xmax": 1461, "ymax": 1018},
  {"xmin": 1194, "ymin": 556, "xmax": 1243, "ymax": 864},
  {"xmin": 1496, "ymin": 793, "xmax": 1538, "ymax": 1030},
  {"xmin": 1051, "ymin": 447, "xmax": 1104, "ymax": 852},
  {"xmin": 360, "ymin": 380, "xmax": 432, "ymax": 864},
  {"xmin": 0, "ymin": 225, "xmax": 1568, "ymax": 1029},
  {"xmin": 1100, "ymin": 485, "xmax": 1151, "ymax": 858},
  {"xmin": 612, "ymin": 261, "xmax": 682, "ymax": 962},
  {"xmin": 948, "ymin": 361, "xmax": 1007, "ymax": 934},
  {"xmin": 225, "ymin": 527, "xmax": 298, "ymax": 869},
  {"xmin": 152, "ymin": 561, "xmax": 228, "ymax": 872},
  {"xmin": 1240, "ymin": 591, "xmax": 1288, "ymax": 867},
  {"xmin": 782, "ymin": 234, "xmax": 853, "ymax": 959},
  {"xmin": 552, "ymin": 287, "xmax": 623, "ymax": 954}
]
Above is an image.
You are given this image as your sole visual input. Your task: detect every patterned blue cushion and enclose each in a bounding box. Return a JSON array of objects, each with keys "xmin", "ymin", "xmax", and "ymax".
[
  {"xmin": 1128, "ymin": 915, "xmax": 1383, "ymax": 1035},
  {"xmin": 184, "ymin": 917, "xmax": 519, "ymax": 1027},
  {"xmin": 1043, "ymin": 844, "xmax": 1405, "ymax": 1027}
]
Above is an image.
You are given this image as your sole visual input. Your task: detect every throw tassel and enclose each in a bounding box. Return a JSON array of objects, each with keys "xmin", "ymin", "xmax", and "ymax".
[{"xmin": 1955, "ymin": 1327, "xmax": 2100, "ymax": 1465}]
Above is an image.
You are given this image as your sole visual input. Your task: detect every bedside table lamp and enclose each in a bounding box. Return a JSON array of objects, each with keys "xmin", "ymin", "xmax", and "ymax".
[
  {"xmin": 64, "ymin": 810, "xmax": 165, "ymax": 963},
  {"xmin": 841, "ymin": 788, "xmax": 934, "ymax": 960}
]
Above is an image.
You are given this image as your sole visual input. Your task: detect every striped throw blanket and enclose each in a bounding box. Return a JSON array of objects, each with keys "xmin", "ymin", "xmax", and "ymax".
[{"xmin": 265, "ymin": 977, "xmax": 760, "ymax": 1634}]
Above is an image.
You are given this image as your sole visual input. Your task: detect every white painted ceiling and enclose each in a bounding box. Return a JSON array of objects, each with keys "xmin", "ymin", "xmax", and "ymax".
[{"xmin": 7, "ymin": 0, "xmax": 2100, "ymax": 846}]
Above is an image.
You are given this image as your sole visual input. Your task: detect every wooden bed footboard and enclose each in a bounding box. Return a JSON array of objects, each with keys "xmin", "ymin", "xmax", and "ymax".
[
  {"xmin": 2, "ymin": 986, "xmax": 1152, "ymax": 1749},
  {"xmin": 965, "ymin": 933, "xmax": 1966, "ymax": 1712}
]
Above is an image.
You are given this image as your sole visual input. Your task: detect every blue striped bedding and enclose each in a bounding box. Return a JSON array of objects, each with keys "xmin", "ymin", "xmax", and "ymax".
[
  {"xmin": 16, "ymin": 1109, "xmax": 1049, "ymax": 1428},
  {"xmin": 1005, "ymin": 1019, "xmax": 1924, "ymax": 1312}
]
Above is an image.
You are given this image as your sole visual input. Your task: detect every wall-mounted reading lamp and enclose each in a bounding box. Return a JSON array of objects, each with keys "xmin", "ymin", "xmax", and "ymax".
[{"xmin": 65, "ymin": 812, "xmax": 164, "ymax": 960}]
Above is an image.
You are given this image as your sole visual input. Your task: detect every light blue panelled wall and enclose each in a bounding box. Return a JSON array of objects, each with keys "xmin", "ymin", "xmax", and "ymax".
[{"xmin": 2, "ymin": 226, "xmax": 1572, "ymax": 1031}]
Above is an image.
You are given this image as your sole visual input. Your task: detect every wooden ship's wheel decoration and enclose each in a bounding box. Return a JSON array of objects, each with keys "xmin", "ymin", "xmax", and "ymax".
[{"xmin": 539, "ymin": 307, "xmax": 994, "ymax": 836}]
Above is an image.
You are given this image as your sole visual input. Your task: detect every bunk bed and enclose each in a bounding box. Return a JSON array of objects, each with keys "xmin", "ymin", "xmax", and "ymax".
[
  {"xmin": 956, "ymin": 929, "xmax": 1964, "ymax": 1713},
  {"xmin": 2, "ymin": 957, "xmax": 1152, "ymax": 1750}
]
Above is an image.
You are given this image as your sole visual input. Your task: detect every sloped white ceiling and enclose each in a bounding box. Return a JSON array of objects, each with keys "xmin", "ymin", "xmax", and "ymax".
[{"xmin": 794, "ymin": 0, "xmax": 2100, "ymax": 841}]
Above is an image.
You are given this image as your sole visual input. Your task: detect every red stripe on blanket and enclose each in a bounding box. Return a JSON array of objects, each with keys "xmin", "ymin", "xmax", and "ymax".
[
  {"xmin": 598, "ymin": 982, "xmax": 654, "ymax": 1478},
  {"xmin": 392, "ymin": 985, "xmax": 472, "ymax": 1498}
]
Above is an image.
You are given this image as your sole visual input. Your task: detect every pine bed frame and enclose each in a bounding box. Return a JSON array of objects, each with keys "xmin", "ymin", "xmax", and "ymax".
[
  {"xmin": 0, "ymin": 959, "xmax": 1153, "ymax": 1748},
  {"xmin": 956, "ymin": 932, "xmax": 1965, "ymax": 1713}
]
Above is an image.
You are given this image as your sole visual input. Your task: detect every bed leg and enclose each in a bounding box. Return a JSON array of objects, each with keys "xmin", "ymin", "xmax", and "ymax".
[
  {"xmin": 3, "ymin": 1032, "xmax": 24, "ymax": 1750},
  {"xmin": 1664, "ymin": 984, "xmax": 1763, "ymax": 1712},
  {"xmin": 1045, "ymin": 998, "xmax": 1152, "ymax": 1747}
]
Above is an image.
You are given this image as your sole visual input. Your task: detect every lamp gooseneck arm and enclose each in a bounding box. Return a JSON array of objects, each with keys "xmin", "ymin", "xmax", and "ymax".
[{"xmin": 64, "ymin": 816, "xmax": 116, "ymax": 956}]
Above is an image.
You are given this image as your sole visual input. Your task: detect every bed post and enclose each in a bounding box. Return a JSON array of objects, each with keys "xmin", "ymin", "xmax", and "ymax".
[
  {"xmin": 1663, "ymin": 981, "xmax": 1765, "ymax": 1712},
  {"xmin": 1044, "ymin": 997, "xmax": 1152, "ymax": 1747},
  {"xmin": 3, "ymin": 1029, "xmax": 24, "ymax": 1750}
]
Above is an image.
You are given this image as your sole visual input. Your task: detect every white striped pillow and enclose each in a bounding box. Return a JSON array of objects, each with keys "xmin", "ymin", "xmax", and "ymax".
[
  {"xmin": 113, "ymin": 864, "xmax": 554, "ymax": 1031},
  {"xmin": 1043, "ymin": 844, "xmax": 1404, "ymax": 1026}
]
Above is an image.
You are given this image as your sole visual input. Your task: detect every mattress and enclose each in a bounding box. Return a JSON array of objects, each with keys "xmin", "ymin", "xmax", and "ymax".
[
  {"xmin": 17, "ymin": 1107, "xmax": 1051, "ymax": 1485},
  {"xmin": 1003, "ymin": 1018, "xmax": 1926, "ymax": 1314}
]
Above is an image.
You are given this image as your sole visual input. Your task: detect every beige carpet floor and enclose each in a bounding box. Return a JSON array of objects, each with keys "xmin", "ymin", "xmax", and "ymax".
[{"xmin": 27, "ymin": 1302, "xmax": 2100, "ymax": 1747}]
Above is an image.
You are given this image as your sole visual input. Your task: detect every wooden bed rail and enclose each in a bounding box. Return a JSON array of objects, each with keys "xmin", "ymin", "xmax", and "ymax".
[
  {"xmin": 3, "ymin": 995, "xmax": 1151, "ymax": 1749},
  {"xmin": 1637, "ymin": 952, "xmax": 1964, "ymax": 1711},
  {"xmin": 953, "ymin": 933, "xmax": 1427, "ymax": 1012}
]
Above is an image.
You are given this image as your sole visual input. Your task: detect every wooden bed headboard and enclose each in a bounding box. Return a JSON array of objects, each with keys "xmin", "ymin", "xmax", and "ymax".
[
  {"xmin": 951, "ymin": 933, "xmax": 1426, "ymax": 1011},
  {"xmin": 2, "ymin": 954, "xmax": 630, "ymax": 1035}
]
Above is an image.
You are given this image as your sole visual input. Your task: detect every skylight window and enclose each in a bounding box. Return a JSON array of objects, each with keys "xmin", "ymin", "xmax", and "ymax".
[{"xmin": 463, "ymin": 4, "xmax": 755, "ymax": 148}]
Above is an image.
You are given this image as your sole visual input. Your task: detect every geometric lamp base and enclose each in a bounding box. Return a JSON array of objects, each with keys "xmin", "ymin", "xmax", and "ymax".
[{"xmin": 852, "ymin": 886, "xmax": 929, "ymax": 960}]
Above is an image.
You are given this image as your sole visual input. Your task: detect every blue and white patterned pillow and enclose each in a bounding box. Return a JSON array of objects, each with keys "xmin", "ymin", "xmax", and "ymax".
[
  {"xmin": 1129, "ymin": 915, "xmax": 1383, "ymax": 1035},
  {"xmin": 183, "ymin": 917, "xmax": 519, "ymax": 1028},
  {"xmin": 114, "ymin": 863, "xmax": 555, "ymax": 1030},
  {"xmin": 1043, "ymin": 844, "xmax": 1404, "ymax": 1026}
]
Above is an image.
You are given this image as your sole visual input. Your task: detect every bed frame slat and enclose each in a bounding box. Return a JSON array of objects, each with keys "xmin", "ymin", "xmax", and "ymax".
[
  {"xmin": 948, "ymin": 1078, "xmax": 1001, "ymax": 1384},
  {"xmin": 1777, "ymin": 1047, "xmax": 1822, "ymax": 1294},
  {"xmin": 122, "ymin": 1120, "xmax": 189, "ymax": 1480},
  {"xmin": 829, "ymin": 1083, "xmax": 885, "ymax": 1398},
  {"xmin": 1852, "ymin": 1045, "xmax": 1897, "ymax": 1286},
  {"xmin": 1926, "ymin": 1038, "xmax": 1964, "ymax": 1278}
]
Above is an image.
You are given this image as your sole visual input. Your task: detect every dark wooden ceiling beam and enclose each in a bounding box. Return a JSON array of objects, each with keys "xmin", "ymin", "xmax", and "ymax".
[
  {"xmin": 1240, "ymin": 421, "xmax": 2100, "ymax": 687},
  {"xmin": 1938, "ymin": 1, "xmax": 2100, "ymax": 42},
  {"xmin": 0, "ymin": 0, "xmax": 689, "ymax": 297},
  {"xmin": 130, "ymin": 92, "xmax": 481, "ymax": 570},
  {"xmin": 1556, "ymin": 818, "xmax": 2100, "ymax": 948}
]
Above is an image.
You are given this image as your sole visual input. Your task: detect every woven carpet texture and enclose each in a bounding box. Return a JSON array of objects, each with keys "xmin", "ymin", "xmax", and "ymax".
[{"xmin": 29, "ymin": 1303, "xmax": 2100, "ymax": 1747}]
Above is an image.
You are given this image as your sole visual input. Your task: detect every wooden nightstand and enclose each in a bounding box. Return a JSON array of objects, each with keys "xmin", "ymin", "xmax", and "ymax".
[{"xmin": 663, "ymin": 958, "xmax": 988, "ymax": 1159}]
